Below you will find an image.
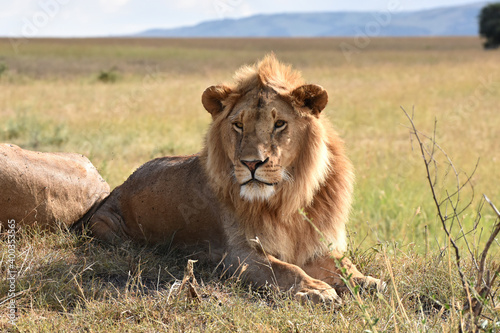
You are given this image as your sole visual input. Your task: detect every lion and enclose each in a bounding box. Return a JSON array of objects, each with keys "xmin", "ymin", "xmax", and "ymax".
[
  {"xmin": 0, "ymin": 143, "xmax": 109, "ymax": 230},
  {"xmin": 86, "ymin": 54, "xmax": 383, "ymax": 305}
]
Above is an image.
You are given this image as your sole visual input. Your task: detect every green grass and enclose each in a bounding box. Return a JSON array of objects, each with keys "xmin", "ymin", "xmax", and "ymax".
[{"xmin": 1, "ymin": 37, "xmax": 499, "ymax": 331}]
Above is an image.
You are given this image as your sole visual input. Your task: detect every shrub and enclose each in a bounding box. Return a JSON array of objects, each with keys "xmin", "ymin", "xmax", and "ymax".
[
  {"xmin": 97, "ymin": 67, "xmax": 119, "ymax": 83},
  {"xmin": 0, "ymin": 63, "xmax": 7, "ymax": 77}
]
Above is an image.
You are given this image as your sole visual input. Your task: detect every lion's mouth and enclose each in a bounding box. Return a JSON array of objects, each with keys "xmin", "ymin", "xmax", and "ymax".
[
  {"xmin": 241, "ymin": 179, "xmax": 278, "ymax": 187},
  {"xmin": 239, "ymin": 178, "xmax": 278, "ymax": 201}
]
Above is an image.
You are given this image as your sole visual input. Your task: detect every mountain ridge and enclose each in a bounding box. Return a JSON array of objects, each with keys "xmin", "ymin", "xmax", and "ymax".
[{"xmin": 136, "ymin": 2, "xmax": 487, "ymax": 38}]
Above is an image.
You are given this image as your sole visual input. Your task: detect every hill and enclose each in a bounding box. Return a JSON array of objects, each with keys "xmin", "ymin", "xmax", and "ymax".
[{"xmin": 137, "ymin": 2, "xmax": 486, "ymax": 37}]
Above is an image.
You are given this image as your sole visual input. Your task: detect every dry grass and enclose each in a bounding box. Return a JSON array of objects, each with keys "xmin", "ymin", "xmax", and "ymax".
[
  {"xmin": 1, "ymin": 225, "xmax": 494, "ymax": 332},
  {"xmin": 1, "ymin": 37, "xmax": 499, "ymax": 331}
]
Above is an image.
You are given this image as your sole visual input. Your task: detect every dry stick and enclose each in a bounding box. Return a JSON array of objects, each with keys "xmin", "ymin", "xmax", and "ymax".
[
  {"xmin": 403, "ymin": 108, "xmax": 500, "ymax": 331},
  {"xmin": 484, "ymin": 195, "xmax": 500, "ymax": 219},
  {"xmin": 462, "ymin": 195, "xmax": 500, "ymax": 332},
  {"xmin": 477, "ymin": 195, "xmax": 500, "ymax": 286},
  {"xmin": 402, "ymin": 108, "xmax": 469, "ymax": 295},
  {"xmin": 419, "ymin": 126, "xmax": 480, "ymax": 268},
  {"xmin": 403, "ymin": 109, "xmax": 478, "ymax": 331},
  {"xmin": 178, "ymin": 259, "xmax": 201, "ymax": 302},
  {"xmin": 476, "ymin": 195, "xmax": 500, "ymax": 299}
]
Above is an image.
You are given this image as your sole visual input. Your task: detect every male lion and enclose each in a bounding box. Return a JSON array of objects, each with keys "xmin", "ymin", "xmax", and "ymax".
[{"xmin": 87, "ymin": 54, "xmax": 382, "ymax": 305}]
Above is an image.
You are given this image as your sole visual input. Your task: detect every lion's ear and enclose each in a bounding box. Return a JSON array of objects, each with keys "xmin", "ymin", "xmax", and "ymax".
[
  {"xmin": 290, "ymin": 84, "xmax": 328, "ymax": 117},
  {"xmin": 202, "ymin": 85, "xmax": 232, "ymax": 116}
]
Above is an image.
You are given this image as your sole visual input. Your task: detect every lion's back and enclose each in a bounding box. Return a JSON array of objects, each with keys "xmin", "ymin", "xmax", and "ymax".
[{"xmin": 89, "ymin": 154, "xmax": 226, "ymax": 249}]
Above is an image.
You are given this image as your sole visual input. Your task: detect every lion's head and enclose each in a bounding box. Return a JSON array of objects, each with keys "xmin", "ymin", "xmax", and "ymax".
[{"xmin": 201, "ymin": 54, "xmax": 352, "ymax": 228}]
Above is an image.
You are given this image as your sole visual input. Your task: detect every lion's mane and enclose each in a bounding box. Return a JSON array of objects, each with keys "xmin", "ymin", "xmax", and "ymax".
[{"xmin": 200, "ymin": 55, "xmax": 354, "ymax": 265}]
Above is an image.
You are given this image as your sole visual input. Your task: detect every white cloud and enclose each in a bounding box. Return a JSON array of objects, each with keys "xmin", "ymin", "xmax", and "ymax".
[
  {"xmin": 174, "ymin": 0, "xmax": 206, "ymax": 10},
  {"xmin": 210, "ymin": 0, "xmax": 253, "ymax": 19},
  {"xmin": 99, "ymin": 0, "xmax": 131, "ymax": 13},
  {"xmin": 238, "ymin": 3, "xmax": 255, "ymax": 18}
]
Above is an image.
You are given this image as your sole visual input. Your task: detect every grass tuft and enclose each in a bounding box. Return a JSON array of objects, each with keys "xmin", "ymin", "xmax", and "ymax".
[
  {"xmin": 97, "ymin": 67, "xmax": 119, "ymax": 83},
  {"xmin": 0, "ymin": 63, "xmax": 6, "ymax": 77}
]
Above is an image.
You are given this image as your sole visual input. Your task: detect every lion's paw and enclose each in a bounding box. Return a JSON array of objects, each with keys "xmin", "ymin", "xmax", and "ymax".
[
  {"xmin": 356, "ymin": 276, "xmax": 387, "ymax": 293},
  {"xmin": 333, "ymin": 276, "xmax": 386, "ymax": 295},
  {"xmin": 294, "ymin": 281, "xmax": 342, "ymax": 307}
]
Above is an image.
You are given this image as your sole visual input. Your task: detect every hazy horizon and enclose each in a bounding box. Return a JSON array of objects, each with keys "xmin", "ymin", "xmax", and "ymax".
[{"xmin": 0, "ymin": 0, "xmax": 485, "ymax": 38}]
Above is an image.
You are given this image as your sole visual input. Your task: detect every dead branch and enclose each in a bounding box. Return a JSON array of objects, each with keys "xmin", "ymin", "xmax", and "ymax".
[
  {"xmin": 402, "ymin": 107, "xmax": 469, "ymax": 295},
  {"xmin": 178, "ymin": 259, "xmax": 201, "ymax": 302},
  {"xmin": 477, "ymin": 195, "xmax": 500, "ymax": 291},
  {"xmin": 402, "ymin": 107, "xmax": 500, "ymax": 332}
]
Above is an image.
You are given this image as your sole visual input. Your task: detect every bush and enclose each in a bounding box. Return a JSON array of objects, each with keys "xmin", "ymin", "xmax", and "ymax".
[
  {"xmin": 0, "ymin": 63, "xmax": 7, "ymax": 77},
  {"xmin": 97, "ymin": 67, "xmax": 119, "ymax": 83},
  {"xmin": 479, "ymin": 3, "xmax": 500, "ymax": 49}
]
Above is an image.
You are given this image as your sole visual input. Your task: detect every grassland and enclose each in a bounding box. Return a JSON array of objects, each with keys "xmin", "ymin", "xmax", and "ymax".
[{"xmin": 0, "ymin": 37, "xmax": 499, "ymax": 332}]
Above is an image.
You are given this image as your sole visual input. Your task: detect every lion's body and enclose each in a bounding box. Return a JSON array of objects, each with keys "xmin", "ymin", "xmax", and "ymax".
[
  {"xmin": 88, "ymin": 55, "xmax": 382, "ymax": 304},
  {"xmin": 0, "ymin": 143, "xmax": 109, "ymax": 230},
  {"xmin": 90, "ymin": 154, "xmax": 226, "ymax": 254},
  {"xmin": 90, "ymin": 128, "xmax": 349, "ymax": 267}
]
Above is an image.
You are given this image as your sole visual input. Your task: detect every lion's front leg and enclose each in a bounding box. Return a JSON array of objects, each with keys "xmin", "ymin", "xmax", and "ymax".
[
  {"xmin": 302, "ymin": 251, "xmax": 385, "ymax": 295},
  {"xmin": 224, "ymin": 247, "xmax": 342, "ymax": 306}
]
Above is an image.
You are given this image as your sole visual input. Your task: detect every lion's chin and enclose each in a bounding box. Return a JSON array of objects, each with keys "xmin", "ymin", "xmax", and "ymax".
[{"xmin": 240, "ymin": 181, "xmax": 276, "ymax": 201}]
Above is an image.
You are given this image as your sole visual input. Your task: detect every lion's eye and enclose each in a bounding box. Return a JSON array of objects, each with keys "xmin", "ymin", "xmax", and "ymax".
[
  {"xmin": 274, "ymin": 120, "xmax": 286, "ymax": 129},
  {"xmin": 233, "ymin": 122, "xmax": 243, "ymax": 131}
]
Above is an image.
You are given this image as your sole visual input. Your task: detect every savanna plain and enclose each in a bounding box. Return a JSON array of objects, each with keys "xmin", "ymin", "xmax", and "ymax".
[{"xmin": 0, "ymin": 37, "xmax": 499, "ymax": 332}]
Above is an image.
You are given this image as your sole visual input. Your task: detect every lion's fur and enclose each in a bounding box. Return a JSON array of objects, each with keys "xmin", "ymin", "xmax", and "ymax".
[
  {"xmin": 0, "ymin": 143, "xmax": 110, "ymax": 230},
  {"xmin": 87, "ymin": 55, "xmax": 379, "ymax": 302},
  {"xmin": 201, "ymin": 54, "xmax": 353, "ymax": 264},
  {"xmin": 232, "ymin": 54, "xmax": 304, "ymax": 95}
]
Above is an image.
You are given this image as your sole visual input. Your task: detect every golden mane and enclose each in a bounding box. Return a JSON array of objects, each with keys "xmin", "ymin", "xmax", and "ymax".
[
  {"xmin": 231, "ymin": 53, "xmax": 304, "ymax": 95},
  {"xmin": 202, "ymin": 55, "xmax": 354, "ymax": 261}
]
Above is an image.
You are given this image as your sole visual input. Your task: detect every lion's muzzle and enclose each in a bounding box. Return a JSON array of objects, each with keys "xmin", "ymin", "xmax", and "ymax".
[{"xmin": 236, "ymin": 157, "xmax": 282, "ymax": 201}]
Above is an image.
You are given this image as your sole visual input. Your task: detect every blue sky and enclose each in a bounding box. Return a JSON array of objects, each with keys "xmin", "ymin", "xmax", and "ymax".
[{"xmin": 0, "ymin": 0, "xmax": 483, "ymax": 37}]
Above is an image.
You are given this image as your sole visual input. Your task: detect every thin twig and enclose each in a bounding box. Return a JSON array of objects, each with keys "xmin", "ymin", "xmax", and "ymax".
[
  {"xmin": 403, "ymin": 107, "xmax": 500, "ymax": 332},
  {"xmin": 402, "ymin": 107, "xmax": 469, "ymax": 294},
  {"xmin": 477, "ymin": 195, "xmax": 500, "ymax": 287}
]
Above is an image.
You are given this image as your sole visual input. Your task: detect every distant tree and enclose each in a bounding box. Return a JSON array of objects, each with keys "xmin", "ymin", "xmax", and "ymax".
[{"xmin": 479, "ymin": 3, "xmax": 500, "ymax": 49}]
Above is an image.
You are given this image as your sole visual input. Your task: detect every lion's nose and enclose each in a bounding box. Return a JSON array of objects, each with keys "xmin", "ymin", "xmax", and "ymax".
[{"xmin": 241, "ymin": 158, "xmax": 268, "ymax": 174}]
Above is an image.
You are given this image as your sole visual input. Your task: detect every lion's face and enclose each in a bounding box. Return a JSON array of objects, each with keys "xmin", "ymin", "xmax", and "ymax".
[
  {"xmin": 203, "ymin": 83, "xmax": 329, "ymax": 202},
  {"xmin": 226, "ymin": 89, "xmax": 301, "ymax": 201}
]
